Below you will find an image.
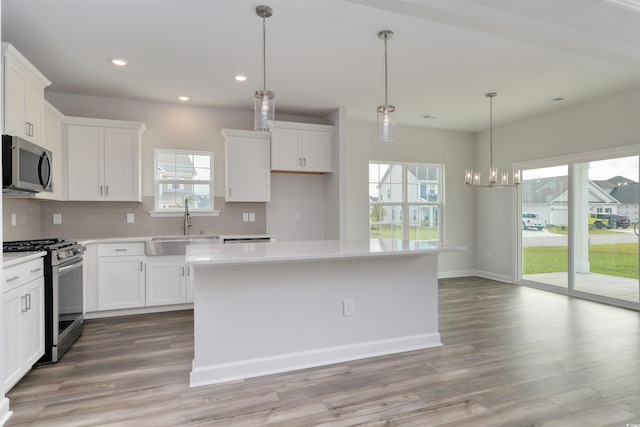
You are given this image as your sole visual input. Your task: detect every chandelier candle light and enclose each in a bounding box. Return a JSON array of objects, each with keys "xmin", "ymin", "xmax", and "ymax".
[
  {"xmin": 465, "ymin": 92, "xmax": 520, "ymax": 188},
  {"xmin": 377, "ymin": 30, "xmax": 395, "ymax": 142},
  {"xmin": 254, "ymin": 5, "xmax": 275, "ymax": 132}
]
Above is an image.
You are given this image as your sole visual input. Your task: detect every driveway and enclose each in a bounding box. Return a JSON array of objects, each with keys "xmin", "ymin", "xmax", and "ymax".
[{"xmin": 523, "ymin": 228, "xmax": 639, "ymax": 247}]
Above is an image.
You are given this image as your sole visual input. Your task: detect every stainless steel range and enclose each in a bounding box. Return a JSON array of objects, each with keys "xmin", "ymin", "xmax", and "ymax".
[{"xmin": 3, "ymin": 238, "xmax": 85, "ymax": 363}]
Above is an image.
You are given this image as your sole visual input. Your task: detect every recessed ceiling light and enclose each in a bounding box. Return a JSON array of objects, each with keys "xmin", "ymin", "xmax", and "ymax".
[
  {"xmin": 178, "ymin": 96, "xmax": 189, "ymax": 101},
  {"xmin": 110, "ymin": 58, "xmax": 128, "ymax": 66},
  {"xmin": 234, "ymin": 74, "xmax": 247, "ymax": 82},
  {"xmin": 603, "ymin": 0, "xmax": 640, "ymax": 13},
  {"xmin": 422, "ymin": 115, "xmax": 439, "ymax": 119},
  {"xmin": 543, "ymin": 97, "xmax": 567, "ymax": 105}
]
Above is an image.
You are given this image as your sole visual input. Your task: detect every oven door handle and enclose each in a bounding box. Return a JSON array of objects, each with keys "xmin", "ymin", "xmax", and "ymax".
[{"xmin": 57, "ymin": 258, "xmax": 84, "ymax": 275}]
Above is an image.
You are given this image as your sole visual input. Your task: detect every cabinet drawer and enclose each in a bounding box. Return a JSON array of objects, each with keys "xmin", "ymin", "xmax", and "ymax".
[
  {"xmin": 3, "ymin": 258, "xmax": 44, "ymax": 293},
  {"xmin": 98, "ymin": 243, "xmax": 145, "ymax": 257}
]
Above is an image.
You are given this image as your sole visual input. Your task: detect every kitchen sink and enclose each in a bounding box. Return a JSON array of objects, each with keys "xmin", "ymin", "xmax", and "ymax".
[{"xmin": 145, "ymin": 235, "xmax": 222, "ymax": 256}]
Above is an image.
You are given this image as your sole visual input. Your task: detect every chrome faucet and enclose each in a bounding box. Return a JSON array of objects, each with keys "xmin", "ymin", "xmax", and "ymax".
[{"xmin": 184, "ymin": 198, "xmax": 192, "ymax": 235}]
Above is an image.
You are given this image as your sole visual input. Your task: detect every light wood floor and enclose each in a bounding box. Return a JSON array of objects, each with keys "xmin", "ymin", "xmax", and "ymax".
[{"xmin": 6, "ymin": 277, "xmax": 640, "ymax": 426}]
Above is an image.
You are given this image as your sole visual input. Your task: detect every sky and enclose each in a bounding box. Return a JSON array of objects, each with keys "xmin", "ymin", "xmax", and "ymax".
[{"xmin": 522, "ymin": 156, "xmax": 639, "ymax": 182}]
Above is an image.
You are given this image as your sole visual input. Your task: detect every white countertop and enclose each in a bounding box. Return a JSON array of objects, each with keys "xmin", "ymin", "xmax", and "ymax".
[
  {"xmin": 78, "ymin": 234, "xmax": 276, "ymax": 245},
  {"xmin": 186, "ymin": 239, "xmax": 465, "ymax": 266},
  {"xmin": 3, "ymin": 251, "xmax": 47, "ymax": 269}
]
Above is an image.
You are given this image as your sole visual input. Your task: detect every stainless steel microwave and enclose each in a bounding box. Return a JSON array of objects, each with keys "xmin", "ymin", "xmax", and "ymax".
[{"xmin": 2, "ymin": 135, "xmax": 53, "ymax": 193}]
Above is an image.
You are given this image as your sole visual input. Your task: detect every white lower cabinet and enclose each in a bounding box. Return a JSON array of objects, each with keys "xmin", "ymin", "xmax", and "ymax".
[
  {"xmin": 145, "ymin": 261, "xmax": 192, "ymax": 306},
  {"xmin": 97, "ymin": 243, "xmax": 145, "ymax": 310},
  {"xmin": 3, "ymin": 257, "xmax": 45, "ymax": 393}
]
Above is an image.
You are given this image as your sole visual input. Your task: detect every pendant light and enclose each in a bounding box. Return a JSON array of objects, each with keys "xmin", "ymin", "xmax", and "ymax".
[
  {"xmin": 254, "ymin": 5, "xmax": 275, "ymax": 132},
  {"xmin": 377, "ymin": 30, "xmax": 395, "ymax": 142},
  {"xmin": 465, "ymin": 92, "xmax": 520, "ymax": 188}
]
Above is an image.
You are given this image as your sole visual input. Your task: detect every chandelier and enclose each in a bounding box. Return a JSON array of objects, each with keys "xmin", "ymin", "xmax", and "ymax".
[{"xmin": 465, "ymin": 92, "xmax": 520, "ymax": 188}]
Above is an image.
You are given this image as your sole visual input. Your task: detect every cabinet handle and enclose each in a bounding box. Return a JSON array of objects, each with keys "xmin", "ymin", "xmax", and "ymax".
[
  {"xmin": 106, "ymin": 186, "xmax": 109, "ymax": 196},
  {"xmin": 6, "ymin": 275, "xmax": 20, "ymax": 282},
  {"xmin": 140, "ymin": 261, "xmax": 144, "ymax": 271},
  {"xmin": 115, "ymin": 248, "xmax": 128, "ymax": 252},
  {"xmin": 100, "ymin": 185, "xmax": 103, "ymax": 195},
  {"xmin": 21, "ymin": 295, "xmax": 27, "ymax": 312},
  {"xmin": 30, "ymin": 267, "xmax": 42, "ymax": 273},
  {"xmin": 299, "ymin": 157, "xmax": 303, "ymax": 167},
  {"xmin": 187, "ymin": 267, "xmax": 190, "ymax": 277},
  {"xmin": 24, "ymin": 122, "xmax": 30, "ymax": 136},
  {"xmin": 26, "ymin": 293, "xmax": 32, "ymax": 311},
  {"xmin": 30, "ymin": 123, "xmax": 34, "ymax": 136},
  {"xmin": 303, "ymin": 158, "xmax": 306, "ymax": 167}
]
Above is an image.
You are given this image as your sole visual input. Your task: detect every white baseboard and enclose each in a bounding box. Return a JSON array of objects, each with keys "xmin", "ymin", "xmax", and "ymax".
[
  {"xmin": 473, "ymin": 270, "xmax": 514, "ymax": 284},
  {"xmin": 84, "ymin": 303, "xmax": 193, "ymax": 319},
  {"xmin": 190, "ymin": 333, "xmax": 442, "ymax": 388},
  {"xmin": 438, "ymin": 269, "xmax": 476, "ymax": 279},
  {"xmin": 0, "ymin": 397, "xmax": 12, "ymax": 426}
]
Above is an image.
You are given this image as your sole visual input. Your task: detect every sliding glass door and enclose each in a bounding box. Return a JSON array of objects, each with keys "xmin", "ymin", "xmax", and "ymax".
[{"xmin": 520, "ymin": 154, "xmax": 640, "ymax": 308}]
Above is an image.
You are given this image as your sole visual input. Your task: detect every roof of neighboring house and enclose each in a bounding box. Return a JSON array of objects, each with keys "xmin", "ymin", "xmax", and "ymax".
[
  {"xmin": 610, "ymin": 183, "xmax": 639, "ymax": 203},
  {"xmin": 522, "ymin": 176, "xmax": 568, "ymax": 204}
]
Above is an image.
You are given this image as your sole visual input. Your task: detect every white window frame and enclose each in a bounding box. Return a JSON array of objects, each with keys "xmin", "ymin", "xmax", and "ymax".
[
  {"xmin": 149, "ymin": 148, "xmax": 219, "ymax": 217},
  {"xmin": 369, "ymin": 162, "xmax": 444, "ymax": 242}
]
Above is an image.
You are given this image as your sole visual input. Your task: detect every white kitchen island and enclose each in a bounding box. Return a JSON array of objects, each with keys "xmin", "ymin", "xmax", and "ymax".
[{"xmin": 186, "ymin": 239, "xmax": 465, "ymax": 387}]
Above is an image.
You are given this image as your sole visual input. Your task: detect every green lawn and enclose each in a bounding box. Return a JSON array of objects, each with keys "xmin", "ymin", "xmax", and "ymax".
[
  {"xmin": 370, "ymin": 225, "xmax": 438, "ymax": 240},
  {"xmin": 524, "ymin": 243, "xmax": 639, "ymax": 279}
]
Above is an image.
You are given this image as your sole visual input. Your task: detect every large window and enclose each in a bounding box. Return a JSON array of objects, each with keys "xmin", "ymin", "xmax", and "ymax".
[
  {"xmin": 369, "ymin": 162, "xmax": 443, "ymax": 241},
  {"xmin": 154, "ymin": 149, "xmax": 213, "ymax": 211}
]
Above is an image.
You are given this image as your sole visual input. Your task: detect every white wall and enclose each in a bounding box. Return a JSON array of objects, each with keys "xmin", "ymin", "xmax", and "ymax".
[
  {"xmin": 474, "ymin": 88, "xmax": 640, "ymax": 280},
  {"xmin": 345, "ymin": 119, "xmax": 477, "ymax": 276}
]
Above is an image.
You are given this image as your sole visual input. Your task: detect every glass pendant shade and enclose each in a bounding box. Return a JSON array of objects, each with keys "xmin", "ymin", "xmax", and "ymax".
[
  {"xmin": 254, "ymin": 90, "xmax": 275, "ymax": 132},
  {"xmin": 377, "ymin": 104, "xmax": 396, "ymax": 142}
]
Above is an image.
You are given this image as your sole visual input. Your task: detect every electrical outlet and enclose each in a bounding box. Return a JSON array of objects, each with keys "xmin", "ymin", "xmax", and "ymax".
[
  {"xmin": 53, "ymin": 213, "xmax": 62, "ymax": 224},
  {"xmin": 343, "ymin": 299, "xmax": 355, "ymax": 317},
  {"xmin": 249, "ymin": 212, "xmax": 255, "ymax": 222},
  {"xmin": 127, "ymin": 213, "xmax": 135, "ymax": 223},
  {"xmin": 243, "ymin": 212, "xmax": 249, "ymax": 222},
  {"xmin": 11, "ymin": 213, "xmax": 16, "ymax": 226}
]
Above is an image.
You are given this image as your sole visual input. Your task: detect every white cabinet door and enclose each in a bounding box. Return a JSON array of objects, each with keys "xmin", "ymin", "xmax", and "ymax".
[
  {"xmin": 301, "ymin": 130, "xmax": 332, "ymax": 173},
  {"xmin": 104, "ymin": 128, "xmax": 140, "ymax": 201},
  {"xmin": 65, "ymin": 118, "xmax": 145, "ymax": 202},
  {"xmin": 2, "ymin": 285, "xmax": 23, "ymax": 392},
  {"xmin": 271, "ymin": 127, "xmax": 301, "ymax": 171},
  {"xmin": 145, "ymin": 262, "xmax": 186, "ymax": 306},
  {"xmin": 22, "ymin": 277, "xmax": 45, "ymax": 368},
  {"xmin": 4, "ymin": 60, "xmax": 28, "ymax": 140},
  {"xmin": 98, "ymin": 257, "xmax": 145, "ymax": 310},
  {"xmin": 2, "ymin": 44, "xmax": 50, "ymax": 145},
  {"xmin": 67, "ymin": 125, "xmax": 104, "ymax": 201},
  {"xmin": 270, "ymin": 122, "xmax": 333, "ymax": 173},
  {"xmin": 2, "ymin": 265, "xmax": 45, "ymax": 393},
  {"xmin": 222, "ymin": 129, "xmax": 271, "ymax": 202}
]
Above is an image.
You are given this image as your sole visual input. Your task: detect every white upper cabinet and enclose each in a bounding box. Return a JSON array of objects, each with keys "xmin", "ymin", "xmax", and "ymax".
[
  {"xmin": 64, "ymin": 117, "xmax": 146, "ymax": 201},
  {"xmin": 36, "ymin": 101, "xmax": 64, "ymax": 200},
  {"xmin": 271, "ymin": 121, "xmax": 334, "ymax": 173},
  {"xmin": 222, "ymin": 129, "xmax": 271, "ymax": 202},
  {"xmin": 2, "ymin": 43, "xmax": 51, "ymax": 145}
]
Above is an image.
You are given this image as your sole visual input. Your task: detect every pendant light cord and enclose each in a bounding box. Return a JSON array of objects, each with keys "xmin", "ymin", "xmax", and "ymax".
[
  {"xmin": 262, "ymin": 16, "xmax": 267, "ymax": 91},
  {"xmin": 487, "ymin": 93, "xmax": 496, "ymax": 170},
  {"xmin": 384, "ymin": 37, "xmax": 388, "ymax": 106}
]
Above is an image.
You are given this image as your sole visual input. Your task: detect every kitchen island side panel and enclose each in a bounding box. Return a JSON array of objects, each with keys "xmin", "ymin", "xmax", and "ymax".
[{"xmin": 190, "ymin": 254, "xmax": 440, "ymax": 387}]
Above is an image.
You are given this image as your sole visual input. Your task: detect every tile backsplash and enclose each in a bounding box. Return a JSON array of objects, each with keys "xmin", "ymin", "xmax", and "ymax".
[{"xmin": 3, "ymin": 196, "xmax": 266, "ymax": 241}]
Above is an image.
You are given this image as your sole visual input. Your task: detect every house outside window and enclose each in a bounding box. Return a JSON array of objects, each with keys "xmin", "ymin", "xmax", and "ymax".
[
  {"xmin": 369, "ymin": 162, "xmax": 443, "ymax": 241},
  {"xmin": 154, "ymin": 149, "xmax": 213, "ymax": 211}
]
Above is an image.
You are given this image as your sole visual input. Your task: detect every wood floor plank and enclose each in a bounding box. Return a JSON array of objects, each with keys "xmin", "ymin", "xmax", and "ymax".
[{"xmin": 5, "ymin": 277, "xmax": 640, "ymax": 426}]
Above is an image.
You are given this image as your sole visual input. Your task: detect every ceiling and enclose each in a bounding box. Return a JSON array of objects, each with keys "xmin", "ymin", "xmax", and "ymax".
[{"xmin": 2, "ymin": 0, "xmax": 639, "ymax": 132}]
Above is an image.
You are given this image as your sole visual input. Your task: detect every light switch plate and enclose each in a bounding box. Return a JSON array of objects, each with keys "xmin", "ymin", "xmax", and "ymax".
[
  {"xmin": 243, "ymin": 213, "xmax": 249, "ymax": 222},
  {"xmin": 53, "ymin": 213, "xmax": 62, "ymax": 224},
  {"xmin": 249, "ymin": 212, "xmax": 255, "ymax": 222},
  {"xmin": 127, "ymin": 213, "xmax": 135, "ymax": 223},
  {"xmin": 11, "ymin": 213, "xmax": 16, "ymax": 226}
]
